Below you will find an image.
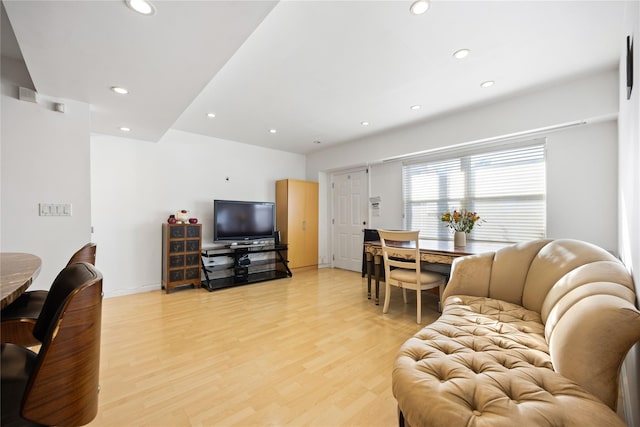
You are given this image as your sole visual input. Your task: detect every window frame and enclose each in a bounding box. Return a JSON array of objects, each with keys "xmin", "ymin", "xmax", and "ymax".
[{"xmin": 401, "ymin": 139, "xmax": 547, "ymax": 243}]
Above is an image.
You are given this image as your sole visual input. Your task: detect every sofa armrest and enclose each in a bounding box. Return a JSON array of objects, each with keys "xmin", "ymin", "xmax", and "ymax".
[
  {"xmin": 442, "ymin": 252, "xmax": 495, "ymax": 302},
  {"xmin": 548, "ymin": 293, "xmax": 640, "ymax": 410}
]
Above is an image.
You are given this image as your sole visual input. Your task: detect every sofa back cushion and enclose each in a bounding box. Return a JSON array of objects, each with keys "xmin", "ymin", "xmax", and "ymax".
[
  {"xmin": 486, "ymin": 239, "xmax": 551, "ymax": 306},
  {"xmin": 546, "ymin": 292, "xmax": 640, "ymax": 408},
  {"xmin": 541, "ymin": 260, "xmax": 636, "ymax": 325},
  {"xmin": 443, "ymin": 240, "xmax": 551, "ymax": 304},
  {"xmin": 521, "ymin": 239, "xmax": 621, "ymax": 313}
]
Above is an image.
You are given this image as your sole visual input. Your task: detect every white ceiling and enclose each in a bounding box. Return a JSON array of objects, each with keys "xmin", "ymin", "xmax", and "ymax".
[{"xmin": 2, "ymin": 0, "xmax": 626, "ymax": 154}]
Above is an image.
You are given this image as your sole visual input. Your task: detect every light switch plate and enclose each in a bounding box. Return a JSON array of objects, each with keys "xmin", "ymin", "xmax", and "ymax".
[{"xmin": 39, "ymin": 203, "xmax": 72, "ymax": 216}]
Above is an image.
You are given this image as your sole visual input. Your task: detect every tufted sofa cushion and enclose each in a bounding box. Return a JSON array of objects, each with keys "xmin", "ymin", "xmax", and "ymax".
[
  {"xmin": 393, "ymin": 239, "xmax": 640, "ymax": 427},
  {"xmin": 393, "ymin": 296, "xmax": 629, "ymax": 427}
]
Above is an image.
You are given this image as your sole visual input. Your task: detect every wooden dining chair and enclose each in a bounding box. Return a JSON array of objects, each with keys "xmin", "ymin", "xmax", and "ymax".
[
  {"xmin": 1, "ymin": 262, "xmax": 103, "ymax": 427},
  {"xmin": 378, "ymin": 230, "xmax": 446, "ymax": 324},
  {"xmin": 1, "ymin": 243, "xmax": 97, "ymax": 347}
]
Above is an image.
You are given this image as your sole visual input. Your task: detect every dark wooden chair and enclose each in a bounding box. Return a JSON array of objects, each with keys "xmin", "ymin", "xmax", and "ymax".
[
  {"xmin": 1, "ymin": 243, "xmax": 97, "ymax": 347},
  {"xmin": 1, "ymin": 262, "xmax": 103, "ymax": 427}
]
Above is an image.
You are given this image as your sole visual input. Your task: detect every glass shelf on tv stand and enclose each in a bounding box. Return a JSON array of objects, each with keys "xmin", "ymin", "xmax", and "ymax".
[{"xmin": 201, "ymin": 244, "xmax": 291, "ymax": 291}]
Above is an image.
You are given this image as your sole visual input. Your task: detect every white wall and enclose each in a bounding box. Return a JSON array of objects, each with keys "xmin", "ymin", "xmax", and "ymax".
[
  {"xmin": 618, "ymin": 2, "xmax": 640, "ymax": 426},
  {"xmin": 368, "ymin": 162, "xmax": 402, "ymax": 230},
  {"xmin": 307, "ymin": 69, "xmax": 620, "ymax": 265},
  {"xmin": 541, "ymin": 121, "xmax": 618, "ymax": 246},
  {"xmin": 308, "ymin": 70, "xmax": 618, "ymax": 173},
  {"xmin": 619, "ymin": 1, "xmax": 640, "ymax": 309},
  {"xmin": 1, "ymin": 57, "xmax": 92, "ymax": 290},
  {"xmin": 90, "ymin": 129, "xmax": 306, "ymax": 297},
  {"xmin": 364, "ymin": 120, "xmax": 618, "ymax": 252}
]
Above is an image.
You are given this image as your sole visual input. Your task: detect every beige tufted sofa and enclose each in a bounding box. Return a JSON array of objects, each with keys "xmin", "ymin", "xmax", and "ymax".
[{"xmin": 392, "ymin": 239, "xmax": 640, "ymax": 427}]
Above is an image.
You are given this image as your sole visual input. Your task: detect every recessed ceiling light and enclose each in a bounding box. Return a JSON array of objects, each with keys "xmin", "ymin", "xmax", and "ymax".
[
  {"xmin": 207, "ymin": 113, "xmax": 216, "ymax": 118},
  {"xmin": 410, "ymin": 105, "xmax": 421, "ymax": 110},
  {"xmin": 361, "ymin": 121, "xmax": 370, "ymax": 126},
  {"xmin": 119, "ymin": 127, "xmax": 131, "ymax": 132},
  {"xmin": 410, "ymin": 0, "xmax": 430, "ymax": 15},
  {"xmin": 125, "ymin": 0, "xmax": 155, "ymax": 15},
  {"xmin": 480, "ymin": 80, "xmax": 495, "ymax": 88},
  {"xmin": 453, "ymin": 49, "xmax": 470, "ymax": 59},
  {"xmin": 111, "ymin": 86, "xmax": 129, "ymax": 95},
  {"xmin": 269, "ymin": 129, "xmax": 277, "ymax": 134}
]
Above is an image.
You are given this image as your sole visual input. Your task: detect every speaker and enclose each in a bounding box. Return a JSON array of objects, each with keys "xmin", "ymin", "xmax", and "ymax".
[
  {"xmin": 274, "ymin": 230, "xmax": 281, "ymax": 245},
  {"xmin": 234, "ymin": 266, "xmax": 249, "ymax": 280}
]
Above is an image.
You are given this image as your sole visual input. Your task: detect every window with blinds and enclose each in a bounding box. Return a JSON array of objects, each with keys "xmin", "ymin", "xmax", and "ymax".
[{"xmin": 402, "ymin": 142, "xmax": 546, "ymax": 243}]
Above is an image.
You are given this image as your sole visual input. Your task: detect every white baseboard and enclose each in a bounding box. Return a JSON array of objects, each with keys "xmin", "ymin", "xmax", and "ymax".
[{"xmin": 104, "ymin": 282, "xmax": 161, "ymax": 298}]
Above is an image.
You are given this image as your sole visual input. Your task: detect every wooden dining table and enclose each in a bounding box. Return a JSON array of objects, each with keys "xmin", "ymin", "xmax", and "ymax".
[
  {"xmin": 1, "ymin": 252, "xmax": 42, "ymax": 309},
  {"xmin": 364, "ymin": 239, "xmax": 512, "ymax": 304}
]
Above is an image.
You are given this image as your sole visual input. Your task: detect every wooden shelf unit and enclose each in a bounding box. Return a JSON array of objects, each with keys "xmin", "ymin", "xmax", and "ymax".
[{"xmin": 162, "ymin": 223, "xmax": 202, "ymax": 293}]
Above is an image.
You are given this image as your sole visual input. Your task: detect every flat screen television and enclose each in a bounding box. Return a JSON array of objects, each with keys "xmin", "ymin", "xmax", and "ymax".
[{"xmin": 213, "ymin": 199, "xmax": 275, "ymax": 242}]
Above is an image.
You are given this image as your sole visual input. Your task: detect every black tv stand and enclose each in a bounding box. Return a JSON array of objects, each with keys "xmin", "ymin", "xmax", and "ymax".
[{"xmin": 201, "ymin": 244, "xmax": 291, "ymax": 292}]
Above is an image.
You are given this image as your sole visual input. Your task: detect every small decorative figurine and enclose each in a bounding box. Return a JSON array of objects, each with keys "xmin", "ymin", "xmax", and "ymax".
[
  {"xmin": 176, "ymin": 210, "xmax": 189, "ymax": 223},
  {"xmin": 167, "ymin": 215, "xmax": 177, "ymax": 224}
]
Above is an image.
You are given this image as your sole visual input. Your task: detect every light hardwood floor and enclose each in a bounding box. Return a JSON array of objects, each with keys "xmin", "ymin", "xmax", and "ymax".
[{"xmin": 87, "ymin": 268, "xmax": 441, "ymax": 427}]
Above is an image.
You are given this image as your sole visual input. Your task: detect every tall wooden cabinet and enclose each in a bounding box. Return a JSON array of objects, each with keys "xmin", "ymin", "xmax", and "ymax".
[
  {"xmin": 276, "ymin": 179, "xmax": 319, "ymax": 269},
  {"xmin": 162, "ymin": 223, "xmax": 202, "ymax": 293}
]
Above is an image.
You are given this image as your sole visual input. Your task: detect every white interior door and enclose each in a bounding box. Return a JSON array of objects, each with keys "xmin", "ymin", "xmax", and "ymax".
[{"xmin": 332, "ymin": 169, "xmax": 369, "ymax": 271}]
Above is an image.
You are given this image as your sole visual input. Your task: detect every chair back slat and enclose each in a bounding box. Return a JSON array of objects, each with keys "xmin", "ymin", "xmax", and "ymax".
[
  {"xmin": 387, "ymin": 258, "xmax": 418, "ymax": 270},
  {"xmin": 378, "ymin": 231, "xmax": 421, "ymax": 269}
]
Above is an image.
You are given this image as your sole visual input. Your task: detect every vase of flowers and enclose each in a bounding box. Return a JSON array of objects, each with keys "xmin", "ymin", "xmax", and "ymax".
[
  {"xmin": 454, "ymin": 231, "xmax": 466, "ymax": 247},
  {"xmin": 441, "ymin": 209, "xmax": 483, "ymax": 247}
]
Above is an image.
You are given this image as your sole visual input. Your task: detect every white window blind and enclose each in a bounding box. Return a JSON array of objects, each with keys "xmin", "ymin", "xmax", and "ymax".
[{"xmin": 402, "ymin": 142, "xmax": 546, "ymax": 243}]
